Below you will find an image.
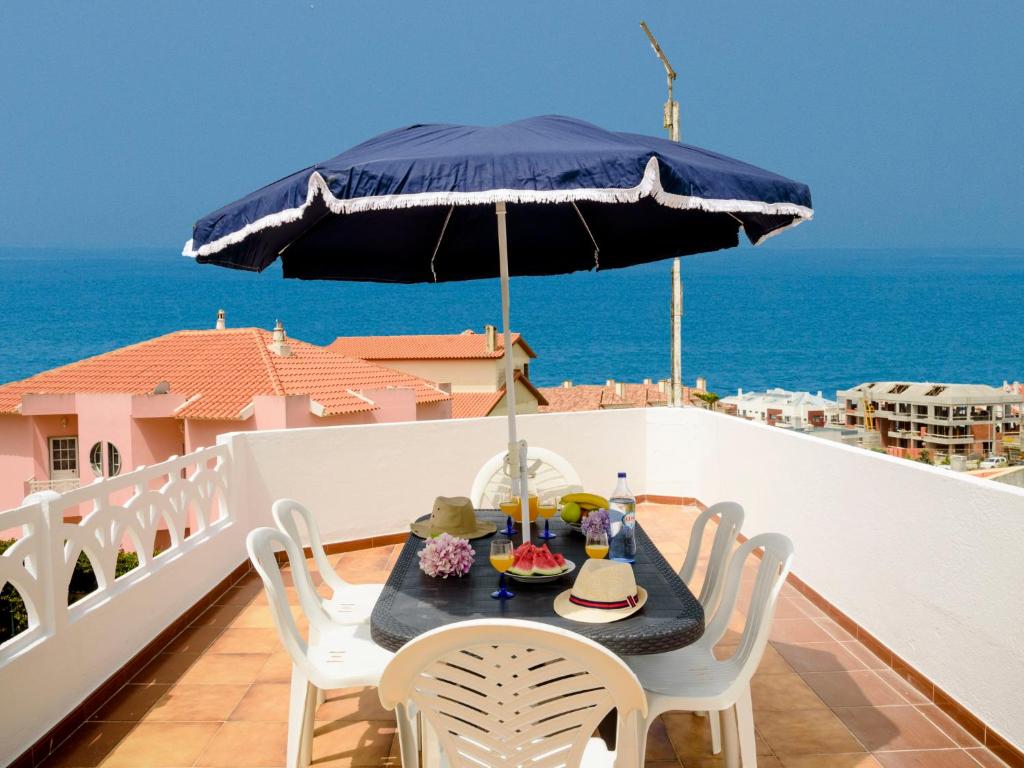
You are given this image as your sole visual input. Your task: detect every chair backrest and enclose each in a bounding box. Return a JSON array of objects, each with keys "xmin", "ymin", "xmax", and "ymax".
[
  {"xmin": 470, "ymin": 447, "xmax": 583, "ymax": 508},
  {"xmin": 704, "ymin": 532, "xmax": 794, "ymax": 685},
  {"xmin": 272, "ymin": 498, "xmax": 350, "ymax": 596},
  {"xmin": 679, "ymin": 501, "xmax": 744, "ymax": 617},
  {"xmin": 378, "ymin": 619, "xmax": 647, "ymax": 768},
  {"xmin": 246, "ymin": 527, "xmax": 336, "ymax": 677}
]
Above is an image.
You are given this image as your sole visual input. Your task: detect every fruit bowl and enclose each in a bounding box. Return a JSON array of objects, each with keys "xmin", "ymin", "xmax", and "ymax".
[{"xmin": 508, "ymin": 558, "xmax": 575, "ymax": 584}]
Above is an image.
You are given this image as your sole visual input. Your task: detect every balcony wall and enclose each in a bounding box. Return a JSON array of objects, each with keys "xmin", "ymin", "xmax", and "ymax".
[
  {"xmin": 227, "ymin": 408, "xmax": 646, "ymax": 544},
  {"xmin": 2, "ymin": 407, "xmax": 1023, "ymax": 762},
  {"xmin": 655, "ymin": 407, "xmax": 1024, "ymax": 749}
]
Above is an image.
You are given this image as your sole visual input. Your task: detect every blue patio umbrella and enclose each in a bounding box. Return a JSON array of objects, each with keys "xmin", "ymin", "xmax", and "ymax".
[{"xmin": 184, "ymin": 115, "xmax": 812, "ymax": 541}]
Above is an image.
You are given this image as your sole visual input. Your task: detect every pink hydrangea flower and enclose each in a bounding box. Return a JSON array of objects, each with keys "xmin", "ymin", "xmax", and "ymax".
[{"xmin": 418, "ymin": 532, "xmax": 475, "ymax": 578}]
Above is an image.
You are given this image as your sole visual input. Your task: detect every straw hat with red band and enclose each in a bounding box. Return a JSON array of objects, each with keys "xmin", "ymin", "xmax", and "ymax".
[{"xmin": 553, "ymin": 559, "xmax": 648, "ymax": 624}]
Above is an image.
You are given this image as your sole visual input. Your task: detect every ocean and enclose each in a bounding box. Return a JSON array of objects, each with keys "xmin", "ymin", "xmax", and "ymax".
[{"xmin": 1, "ymin": 246, "xmax": 1021, "ymax": 399}]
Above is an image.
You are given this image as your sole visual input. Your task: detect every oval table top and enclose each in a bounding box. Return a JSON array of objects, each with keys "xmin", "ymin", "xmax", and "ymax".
[{"xmin": 370, "ymin": 511, "xmax": 704, "ymax": 656}]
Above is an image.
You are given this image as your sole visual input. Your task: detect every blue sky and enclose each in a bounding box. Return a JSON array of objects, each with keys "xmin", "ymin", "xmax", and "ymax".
[{"xmin": 2, "ymin": 1, "xmax": 1022, "ymax": 250}]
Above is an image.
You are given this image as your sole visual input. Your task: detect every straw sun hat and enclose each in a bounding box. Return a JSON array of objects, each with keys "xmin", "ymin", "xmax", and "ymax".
[
  {"xmin": 553, "ymin": 559, "xmax": 648, "ymax": 623},
  {"xmin": 410, "ymin": 496, "xmax": 497, "ymax": 540}
]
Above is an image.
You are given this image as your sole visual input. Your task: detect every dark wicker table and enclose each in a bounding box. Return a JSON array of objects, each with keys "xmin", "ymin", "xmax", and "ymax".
[{"xmin": 370, "ymin": 512, "xmax": 704, "ymax": 655}]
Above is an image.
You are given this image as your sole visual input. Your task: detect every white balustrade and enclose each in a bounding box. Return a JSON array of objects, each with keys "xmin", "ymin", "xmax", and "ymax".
[{"xmin": 0, "ymin": 444, "xmax": 232, "ymax": 657}]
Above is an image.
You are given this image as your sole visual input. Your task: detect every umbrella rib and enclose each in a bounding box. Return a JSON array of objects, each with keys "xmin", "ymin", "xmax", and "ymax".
[
  {"xmin": 276, "ymin": 208, "xmax": 331, "ymax": 256},
  {"xmin": 430, "ymin": 205, "xmax": 455, "ymax": 282},
  {"xmin": 571, "ymin": 202, "xmax": 601, "ymax": 270}
]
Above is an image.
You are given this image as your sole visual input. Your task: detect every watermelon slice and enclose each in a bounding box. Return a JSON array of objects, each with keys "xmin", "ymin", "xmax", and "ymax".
[
  {"xmin": 507, "ymin": 543, "xmax": 536, "ymax": 576},
  {"xmin": 508, "ymin": 542, "xmax": 567, "ymax": 576},
  {"xmin": 532, "ymin": 545, "xmax": 564, "ymax": 576}
]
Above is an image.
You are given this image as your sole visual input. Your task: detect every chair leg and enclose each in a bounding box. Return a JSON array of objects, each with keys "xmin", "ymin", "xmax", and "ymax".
[
  {"xmin": 719, "ymin": 706, "xmax": 741, "ymax": 768},
  {"xmin": 301, "ymin": 683, "xmax": 318, "ymax": 766},
  {"xmin": 710, "ymin": 705, "xmax": 722, "ymax": 755},
  {"xmin": 287, "ymin": 668, "xmax": 316, "ymax": 768},
  {"xmin": 736, "ymin": 686, "xmax": 757, "ymax": 767},
  {"xmin": 633, "ymin": 711, "xmax": 652, "ymax": 768}
]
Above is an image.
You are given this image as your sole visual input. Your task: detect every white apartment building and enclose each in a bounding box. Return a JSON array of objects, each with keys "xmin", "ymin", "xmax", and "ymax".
[{"xmin": 721, "ymin": 387, "xmax": 839, "ymax": 430}]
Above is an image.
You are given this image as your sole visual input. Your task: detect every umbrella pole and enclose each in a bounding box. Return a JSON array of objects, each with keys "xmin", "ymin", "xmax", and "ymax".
[{"xmin": 495, "ymin": 202, "xmax": 529, "ymax": 545}]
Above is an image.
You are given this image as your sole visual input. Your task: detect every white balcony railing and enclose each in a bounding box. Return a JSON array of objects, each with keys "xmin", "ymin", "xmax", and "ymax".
[
  {"xmin": 2, "ymin": 407, "xmax": 1024, "ymax": 760},
  {"xmin": 25, "ymin": 477, "xmax": 81, "ymax": 495},
  {"xmin": 0, "ymin": 445, "xmax": 238, "ymax": 758}
]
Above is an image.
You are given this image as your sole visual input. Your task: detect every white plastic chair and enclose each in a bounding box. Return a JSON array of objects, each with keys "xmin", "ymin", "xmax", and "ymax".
[
  {"xmin": 675, "ymin": 501, "xmax": 745, "ymax": 748},
  {"xmin": 625, "ymin": 533, "xmax": 793, "ymax": 768},
  {"xmin": 680, "ymin": 501, "xmax": 745, "ymax": 615},
  {"xmin": 272, "ymin": 498, "xmax": 384, "ymax": 625},
  {"xmin": 247, "ymin": 527, "xmax": 394, "ymax": 768},
  {"xmin": 378, "ymin": 618, "xmax": 648, "ymax": 768},
  {"xmin": 470, "ymin": 447, "xmax": 583, "ymax": 508}
]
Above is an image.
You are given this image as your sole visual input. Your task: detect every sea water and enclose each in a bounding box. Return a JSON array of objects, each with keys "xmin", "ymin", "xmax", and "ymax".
[{"xmin": 1, "ymin": 246, "xmax": 1022, "ymax": 393}]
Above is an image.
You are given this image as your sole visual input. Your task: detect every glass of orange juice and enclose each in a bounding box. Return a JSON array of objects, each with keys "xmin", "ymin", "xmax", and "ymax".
[
  {"xmin": 497, "ymin": 494, "xmax": 519, "ymax": 536},
  {"xmin": 537, "ymin": 501, "xmax": 557, "ymax": 540},
  {"xmin": 585, "ymin": 531, "xmax": 609, "ymax": 559},
  {"xmin": 490, "ymin": 538, "xmax": 515, "ymax": 599}
]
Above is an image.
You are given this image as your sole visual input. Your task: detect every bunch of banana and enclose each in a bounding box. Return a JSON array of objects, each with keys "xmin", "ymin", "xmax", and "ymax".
[
  {"xmin": 560, "ymin": 492, "xmax": 609, "ymax": 510},
  {"xmin": 559, "ymin": 492, "xmax": 610, "ymax": 524}
]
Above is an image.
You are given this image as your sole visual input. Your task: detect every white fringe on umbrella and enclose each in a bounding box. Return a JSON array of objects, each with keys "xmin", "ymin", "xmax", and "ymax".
[{"xmin": 183, "ymin": 156, "xmax": 813, "ymax": 258}]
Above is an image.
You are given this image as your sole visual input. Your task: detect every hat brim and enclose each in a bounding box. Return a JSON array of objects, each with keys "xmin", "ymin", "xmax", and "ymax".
[
  {"xmin": 409, "ymin": 520, "xmax": 497, "ymax": 540},
  {"xmin": 552, "ymin": 586, "xmax": 648, "ymax": 624}
]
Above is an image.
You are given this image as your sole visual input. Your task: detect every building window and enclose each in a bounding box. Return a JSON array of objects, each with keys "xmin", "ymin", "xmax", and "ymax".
[
  {"xmin": 107, "ymin": 443, "xmax": 122, "ymax": 476},
  {"xmin": 49, "ymin": 437, "xmax": 78, "ymax": 474},
  {"xmin": 88, "ymin": 441, "xmax": 122, "ymax": 476},
  {"xmin": 89, "ymin": 442, "xmax": 103, "ymax": 475}
]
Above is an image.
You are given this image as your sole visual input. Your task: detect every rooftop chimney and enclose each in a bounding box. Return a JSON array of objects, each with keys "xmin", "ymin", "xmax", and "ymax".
[
  {"xmin": 817, "ymin": 390, "xmax": 823, "ymax": 399},
  {"xmin": 738, "ymin": 387, "xmax": 743, "ymax": 397},
  {"xmin": 696, "ymin": 376, "xmax": 707, "ymax": 392},
  {"xmin": 485, "ymin": 324, "xmax": 497, "ymax": 353},
  {"xmin": 606, "ymin": 378, "xmax": 615, "ymax": 388},
  {"xmin": 562, "ymin": 380, "xmax": 573, "ymax": 388},
  {"xmin": 267, "ymin": 320, "xmax": 293, "ymax": 357},
  {"xmin": 215, "ymin": 309, "xmax": 226, "ymax": 330},
  {"xmin": 643, "ymin": 378, "xmax": 652, "ymax": 386}
]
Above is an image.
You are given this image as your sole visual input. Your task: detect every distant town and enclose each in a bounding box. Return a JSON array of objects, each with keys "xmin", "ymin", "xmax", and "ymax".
[{"xmin": 0, "ymin": 311, "xmax": 1020, "ymax": 509}]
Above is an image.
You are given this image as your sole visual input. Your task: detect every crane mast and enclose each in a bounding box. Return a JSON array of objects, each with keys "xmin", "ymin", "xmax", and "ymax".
[{"xmin": 640, "ymin": 21, "xmax": 684, "ymax": 407}]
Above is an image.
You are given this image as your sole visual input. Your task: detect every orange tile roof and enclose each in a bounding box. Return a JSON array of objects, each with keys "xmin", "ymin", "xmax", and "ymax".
[
  {"xmin": 450, "ymin": 373, "xmax": 549, "ymax": 419},
  {"xmin": 0, "ymin": 329, "xmax": 450, "ymax": 420},
  {"xmin": 538, "ymin": 383, "xmax": 696, "ymax": 413},
  {"xmin": 451, "ymin": 391, "xmax": 506, "ymax": 419},
  {"xmin": 328, "ymin": 330, "xmax": 536, "ymax": 360}
]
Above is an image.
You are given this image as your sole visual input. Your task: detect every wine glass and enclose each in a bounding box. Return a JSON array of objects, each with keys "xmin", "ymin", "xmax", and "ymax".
[
  {"xmin": 585, "ymin": 531, "xmax": 609, "ymax": 559},
  {"xmin": 497, "ymin": 493, "xmax": 519, "ymax": 536},
  {"xmin": 537, "ymin": 500, "xmax": 557, "ymax": 540},
  {"xmin": 489, "ymin": 539, "xmax": 516, "ymax": 599}
]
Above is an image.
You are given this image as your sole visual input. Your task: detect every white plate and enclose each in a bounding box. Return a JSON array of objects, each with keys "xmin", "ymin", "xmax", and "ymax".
[{"xmin": 507, "ymin": 558, "xmax": 576, "ymax": 584}]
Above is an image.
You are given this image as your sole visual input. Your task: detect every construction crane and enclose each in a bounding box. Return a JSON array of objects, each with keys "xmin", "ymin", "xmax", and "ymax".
[
  {"xmin": 640, "ymin": 20, "xmax": 680, "ymax": 141},
  {"xmin": 640, "ymin": 21, "xmax": 684, "ymax": 406}
]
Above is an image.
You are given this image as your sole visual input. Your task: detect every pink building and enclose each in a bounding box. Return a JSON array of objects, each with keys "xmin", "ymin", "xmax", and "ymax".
[{"xmin": 0, "ymin": 320, "xmax": 451, "ymax": 509}]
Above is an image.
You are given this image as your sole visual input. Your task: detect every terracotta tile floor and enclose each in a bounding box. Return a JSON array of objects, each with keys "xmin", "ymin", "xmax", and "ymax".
[{"xmin": 41, "ymin": 503, "xmax": 1009, "ymax": 767}]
